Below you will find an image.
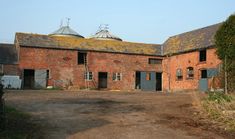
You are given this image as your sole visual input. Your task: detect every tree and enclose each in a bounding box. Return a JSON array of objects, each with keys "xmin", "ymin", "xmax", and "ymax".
[{"xmin": 215, "ymin": 14, "xmax": 235, "ymax": 93}]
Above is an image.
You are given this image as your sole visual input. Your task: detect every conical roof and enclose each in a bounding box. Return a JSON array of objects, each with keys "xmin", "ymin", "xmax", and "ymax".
[
  {"xmin": 91, "ymin": 28, "xmax": 122, "ymax": 41},
  {"xmin": 50, "ymin": 26, "xmax": 84, "ymax": 38}
]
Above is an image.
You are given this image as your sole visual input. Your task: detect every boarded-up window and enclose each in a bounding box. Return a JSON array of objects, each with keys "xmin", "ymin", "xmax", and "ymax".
[
  {"xmin": 176, "ymin": 69, "xmax": 183, "ymax": 80},
  {"xmin": 187, "ymin": 67, "xmax": 194, "ymax": 79},
  {"xmin": 207, "ymin": 68, "xmax": 219, "ymax": 78},
  {"xmin": 113, "ymin": 73, "xmax": 122, "ymax": 81},
  {"xmin": 199, "ymin": 49, "xmax": 206, "ymax": 62},
  {"xmin": 84, "ymin": 72, "xmax": 93, "ymax": 81},
  {"xmin": 146, "ymin": 72, "xmax": 151, "ymax": 80},
  {"xmin": 148, "ymin": 58, "xmax": 162, "ymax": 64},
  {"xmin": 78, "ymin": 52, "xmax": 87, "ymax": 65}
]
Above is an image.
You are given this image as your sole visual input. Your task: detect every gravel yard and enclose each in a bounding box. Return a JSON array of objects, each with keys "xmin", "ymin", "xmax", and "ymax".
[{"xmin": 4, "ymin": 90, "xmax": 234, "ymax": 139}]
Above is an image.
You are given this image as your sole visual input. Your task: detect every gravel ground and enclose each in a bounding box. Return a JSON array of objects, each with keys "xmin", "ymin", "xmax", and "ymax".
[{"xmin": 4, "ymin": 90, "xmax": 234, "ymax": 139}]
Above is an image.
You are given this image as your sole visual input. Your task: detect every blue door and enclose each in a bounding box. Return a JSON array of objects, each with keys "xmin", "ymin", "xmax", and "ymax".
[
  {"xmin": 140, "ymin": 72, "xmax": 156, "ymax": 91},
  {"xmin": 199, "ymin": 79, "xmax": 208, "ymax": 91},
  {"xmin": 199, "ymin": 69, "xmax": 208, "ymax": 91}
]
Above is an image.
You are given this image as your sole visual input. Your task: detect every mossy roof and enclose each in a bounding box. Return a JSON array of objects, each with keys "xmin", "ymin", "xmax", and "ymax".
[
  {"xmin": 163, "ymin": 23, "xmax": 222, "ymax": 55},
  {"xmin": 15, "ymin": 33, "xmax": 162, "ymax": 56}
]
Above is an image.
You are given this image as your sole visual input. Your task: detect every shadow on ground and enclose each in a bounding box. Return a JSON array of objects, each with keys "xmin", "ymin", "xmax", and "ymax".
[{"xmin": 26, "ymin": 98, "xmax": 146, "ymax": 138}]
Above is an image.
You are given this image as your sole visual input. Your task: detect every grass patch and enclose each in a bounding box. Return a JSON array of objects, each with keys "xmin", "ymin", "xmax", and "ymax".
[
  {"xmin": 0, "ymin": 106, "xmax": 43, "ymax": 139},
  {"xmin": 202, "ymin": 92, "xmax": 235, "ymax": 131}
]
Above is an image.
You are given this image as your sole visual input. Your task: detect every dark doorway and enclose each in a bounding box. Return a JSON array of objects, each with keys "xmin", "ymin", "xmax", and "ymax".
[
  {"xmin": 98, "ymin": 72, "xmax": 108, "ymax": 89},
  {"xmin": 23, "ymin": 69, "xmax": 35, "ymax": 89},
  {"xmin": 135, "ymin": 71, "xmax": 141, "ymax": 89},
  {"xmin": 156, "ymin": 72, "xmax": 162, "ymax": 91},
  {"xmin": 201, "ymin": 70, "xmax": 207, "ymax": 78}
]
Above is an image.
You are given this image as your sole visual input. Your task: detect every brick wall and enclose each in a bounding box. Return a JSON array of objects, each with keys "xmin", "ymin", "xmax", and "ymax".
[
  {"xmin": 162, "ymin": 48, "xmax": 222, "ymax": 92},
  {"xmin": 19, "ymin": 47, "xmax": 163, "ymax": 90},
  {"xmin": 3, "ymin": 64, "xmax": 19, "ymax": 76}
]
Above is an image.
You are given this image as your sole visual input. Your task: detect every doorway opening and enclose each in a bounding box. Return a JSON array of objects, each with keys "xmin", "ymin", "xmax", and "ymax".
[
  {"xmin": 156, "ymin": 72, "xmax": 162, "ymax": 91},
  {"xmin": 98, "ymin": 72, "xmax": 108, "ymax": 89},
  {"xmin": 23, "ymin": 69, "xmax": 35, "ymax": 89},
  {"xmin": 135, "ymin": 71, "xmax": 141, "ymax": 89}
]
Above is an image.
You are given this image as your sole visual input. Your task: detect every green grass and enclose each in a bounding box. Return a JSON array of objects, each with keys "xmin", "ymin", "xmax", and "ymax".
[{"xmin": 0, "ymin": 106, "xmax": 43, "ymax": 139}]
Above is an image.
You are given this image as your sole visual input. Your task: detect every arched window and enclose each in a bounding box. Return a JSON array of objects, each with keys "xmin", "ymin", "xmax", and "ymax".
[
  {"xmin": 187, "ymin": 67, "xmax": 194, "ymax": 79},
  {"xmin": 176, "ymin": 68, "xmax": 183, "ymax": 80}
]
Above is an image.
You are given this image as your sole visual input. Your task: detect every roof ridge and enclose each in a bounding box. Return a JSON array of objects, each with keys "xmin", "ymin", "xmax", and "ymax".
[
  {"xmin": 167, "ymin": 22, "xmax": 222, "ymax": 39},
  {"xmin": 17, "ymin": 32, "xmax": 161, "ymax": 46}
]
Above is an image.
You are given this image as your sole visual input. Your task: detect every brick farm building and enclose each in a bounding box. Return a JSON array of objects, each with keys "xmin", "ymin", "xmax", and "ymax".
[{"xmin": 0, "ymin": 23, "xmax": 222, "ymax": 92}]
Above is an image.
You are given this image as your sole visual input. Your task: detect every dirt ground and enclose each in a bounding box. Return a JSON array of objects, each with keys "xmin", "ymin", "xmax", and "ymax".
[{"xmin": 4, "ymin": 90, "xmax": 235, "ymax": 139}]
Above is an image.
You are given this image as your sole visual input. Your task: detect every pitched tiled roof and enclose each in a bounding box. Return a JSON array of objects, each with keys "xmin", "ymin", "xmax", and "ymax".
[
  {"xmin": 163, "ymin": 23, "xmax": 222, "ymax": 55},
  {"xmin": 15, "ymin": 33, "xmax": 162, "ymax": 56},
  {"xmin": 0, "ymin": 43, "xmax": 18, "ymax": 64}
]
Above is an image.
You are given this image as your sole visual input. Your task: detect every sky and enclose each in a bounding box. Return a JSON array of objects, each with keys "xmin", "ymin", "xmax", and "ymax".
[{"xmin": 0, "ymin": 0, "xmax": 234, "ymax": 44}]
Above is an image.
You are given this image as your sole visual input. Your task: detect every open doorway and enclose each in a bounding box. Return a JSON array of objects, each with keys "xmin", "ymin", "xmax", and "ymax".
[
  {"xmin": 23, "ymin": 69, "xmax": 35, "ymax": 89},
  {"xmin": 23, "ymin": 69, "xmax": 48, "ymax": 89},
  {"xmin": 156, "ymin": 72, "xmax": 162, "ymax": 91},
  {"xmin": 135, "ymin": 71, "xmax": 141, "ymax": 89},
  {"xmin": 98, "ymin": 72, "xmax": 108, "ymax": 89}
]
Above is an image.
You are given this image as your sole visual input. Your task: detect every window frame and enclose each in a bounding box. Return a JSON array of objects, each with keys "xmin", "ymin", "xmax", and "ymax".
[
  {"xmin": 176, "ymin": 68, "xmax": 183, "ymax": 81},
  {"xmin": 84, "ymin": 72, "xmax": 93, "ymax": 81},
  {"xmin": 148, "ymin": 58, "xmax": 162, "ymax": 65},
  {"xmin": 186, "ymin": 67, "xmax": 194, "ymax": 79},
  {"xmin": 112, "ymin": 73, "xmax": 122, "ymax": 81}
]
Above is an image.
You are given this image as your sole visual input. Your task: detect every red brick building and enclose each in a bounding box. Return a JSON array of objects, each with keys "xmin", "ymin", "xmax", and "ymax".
[
  {"xmin": 8, "ymin": 23, "xmax": 223, "ymax": 91},
  {"xmin": 15, "ymin": 26, "xmax": 163, "ymax": 90},
  {"xmin": 162, "ymin": 23, "xmax": 222, "ymax": 92}
]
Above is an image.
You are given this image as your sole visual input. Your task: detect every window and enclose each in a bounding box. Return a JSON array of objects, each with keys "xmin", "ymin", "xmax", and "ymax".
[
  {"xmin": 148, "ymin": 58, "xmax": 162, "ymax": 64},
  {"xmin": 146, "ymin": 72, "xmax": 151, "ymax": 80},
  {"xmin": 78, "ymin": 52, "xmax": 87, "ymax": 65},
  {"xmin": 176, "ymin": 69, "xmax": 183, "ymax": 80},
  {"xmin": 199, "ymin": 49, "xmax": 206, "ymax": 62},
  {"xmin": 113, "ymin": 73, "xmax": 122, "ymax": 81},
  {"xmin": 84, "ymin": 72, "xmax": 93, "ymax": 81},
  {"xmin": 187, "ymin": 67, "xmax": 194, "ymax": 79},
  {"xmin": 201, "ymin": 70, "xmax": 207, "ymax": 78}
]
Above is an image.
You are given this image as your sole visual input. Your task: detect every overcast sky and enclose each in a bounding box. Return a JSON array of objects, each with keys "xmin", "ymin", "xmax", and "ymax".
[{"xmin": 0, "ymin": 0, "xmax": 234, "ymax": 44}]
